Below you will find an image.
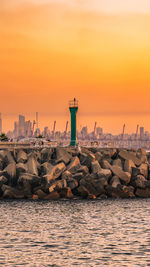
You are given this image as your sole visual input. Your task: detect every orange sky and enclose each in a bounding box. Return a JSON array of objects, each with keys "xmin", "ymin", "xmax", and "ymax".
[{"xmin": 1, "ymin": 0, "xmax": 150, "ymax": 133}]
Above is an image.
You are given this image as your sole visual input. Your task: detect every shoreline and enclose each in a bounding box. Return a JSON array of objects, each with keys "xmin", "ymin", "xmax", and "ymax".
[{"xmin": 0, "ymin": 147, "xmax": 150, "ymax": 200}]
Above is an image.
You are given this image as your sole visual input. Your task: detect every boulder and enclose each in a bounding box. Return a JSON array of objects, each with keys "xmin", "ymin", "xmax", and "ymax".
[
  {"xmin": 0, "ymin": 150, "xmax": 15, "ymax": 165},
  {"xmin": 135, "ymin": 188, "xmax": 150, "ymax": 198},
  {"xmin": 40, "ymin": 162, "xmax": 53, "ymax": 176},
  {"xmin": 80, "ymin": 175, "xmax": 106, "ymax": 197},
  {"xmin": 95, "ymin": 152, "xmax": 103, "ymax": 162},
  {"xmin": 61, "ymin": 170, "xmax": 73, "ymax": 180},
  {"xmin": 49, "ymin": 179, "xmax": 67, "ymax": 193},
  {"xmin": 67, "ymin": 178, "xmax": 78, "ymax": 190},
  {"xmin": 110, "ymin": 176, "xmax": 121, "ymax": 188},
  {"xmin": 97, "ymin": 168, "xmax": 112, "ymax": 181},
  {"xmin": 79, "ymin": 152, "xmax": 95, "ymax": 168},
  {"xmin": 139, "ymin": 164, "xmax": 148, "ymax": 178},
  {"xmin": 78, "ymin": 185, "xmax": 96, "ymax": 199},
  {"xmin": 2, "ymin": 185, "xmax": 24, "ymax": 199},
  {"xmin": 34, "ymin": 189, "xmax": 47, "ymax": 199},
  {"xmin": 136, "ymin": 148, "xmax": 147, "ymax": 163},
  {"xmin": 73, "ymin": 172, "xmax": 84, "ymax": 181},
  {"xmin": 26, "ymin": 156, "xmax": 38, "ymax": 176},
  {"xmin": 41, "ymin": 148, "xmax": 53, "ymax": 163},
  {"xmin": 112, "ymin": 159, "xmax": 122, "ymax": 168},
  {"xmin": 105, "ymin": 185, "xmax": 135, "ymax": 198},
  {"xmin": 67, "ymin": 156, "xmax": 80, "ymax": 174},
  {"xmin": 16, "ymin": 163, "xmax": 28, "ymax": 176},
  {"xmin": 119, "ymin": 150, "xmax": 141, "ymax": 166},
  {"xmin": 131, "ymin": 175, "xmax": 147, "ymax": 189},
  {"xmin": 0, "ymin": 176, "xmax": 8, "ymax": 186},
  {"xmin": 91, "ymin": 160, "xmax": 101, "ymax": 174},
  {"xmin": 77, "ymin": 165, "xmax": 89, "ymax": 175},
  {"xmin": 101, "ymin": 160, "xmax": 112, "ymax": 170},
  {"xmin": 18, "ymin": 173, "xmax": 41, "ymax": 187},
  {"xmin": 0, "ymin": 159, "xmax": 3, "ymax": 170},
  {"xmin": 44, "ymin": 191, "xmax": 60, "ymax": 200},
  {"xmin": 17, "ymin": 150, "xmax": 27, "ymax": 163},
  {"xmin": 124, "ymin": 159, "xmax": 135, "ymax": 173},
  {"xmin": 107, "ymin": 164, "xmax": 131, "ymax": 184},
  {"xmin": 56, "ymin": 147, "xmax": 72, "ymax": 165},
  {"xmin": 4, "ymin": 163, "xmax": 16, "ymax": 184},
  {"xmin": 43, "ymin": 162, "xmax": 66, "ymax": 184},
  {"xmin": 59, "ymin": 187, "xmax": 74, "ymax": 198}
]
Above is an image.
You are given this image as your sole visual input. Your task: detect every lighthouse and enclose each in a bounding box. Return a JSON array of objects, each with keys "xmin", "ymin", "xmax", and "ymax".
[{"xmin": 69, "ymin": 98, "xmax": 78, "ymax": 146}]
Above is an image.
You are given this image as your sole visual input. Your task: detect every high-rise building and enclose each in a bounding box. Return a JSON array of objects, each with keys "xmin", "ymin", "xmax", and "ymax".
[
  {"xmin": 140, "ymin": 127, "xmax": 144, "ymax": 139},
  {"xmin": 0, "ymin": 113, "xmax": 2, "ymax": 134},
  {"xmin": 25, "ymin": 120, "xmax": 32, "ymax": 137},
  {"xmin": 19, "ymin": 115, "xmax": 25, "ymax": 137},
  {"xmin": 36, "ymin": 112, "xmax": 38, "ymax": 129},
  {"xmin": 14, "ymin": 121, "xmax": 19, "ymax": 138}
]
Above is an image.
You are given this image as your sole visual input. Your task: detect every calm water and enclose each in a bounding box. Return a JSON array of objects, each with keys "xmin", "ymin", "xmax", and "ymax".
[{"xmin": 1, "ymin": 199, "xmax": 150, "ymax": 266}]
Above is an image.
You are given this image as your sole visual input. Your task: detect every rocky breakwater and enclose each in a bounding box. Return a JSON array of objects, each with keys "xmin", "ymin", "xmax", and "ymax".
[{"xmin": 0, "ymin": 147, "xmax": 150, "ymax": 200}]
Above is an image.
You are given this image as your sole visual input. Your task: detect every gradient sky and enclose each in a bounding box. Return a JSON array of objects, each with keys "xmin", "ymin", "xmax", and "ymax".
[{"xmin": 1, "ymin": 0, "xmax": 150, "ymax": 133}]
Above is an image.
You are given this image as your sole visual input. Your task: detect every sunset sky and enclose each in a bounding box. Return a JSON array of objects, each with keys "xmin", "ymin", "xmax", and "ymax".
[{"xmin": 1, "ymin": 0, "xmax": 150, "ymax": 133}]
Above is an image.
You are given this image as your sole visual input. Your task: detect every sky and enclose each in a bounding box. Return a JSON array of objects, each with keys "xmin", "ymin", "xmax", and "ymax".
[{"xmin": 1, "ymin": 0, "xmax": 150, "ymax": 133}]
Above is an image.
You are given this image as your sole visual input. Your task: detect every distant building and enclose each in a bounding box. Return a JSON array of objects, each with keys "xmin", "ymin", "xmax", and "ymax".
[
  {"xmin": 25, "ymin": 120, "xmax": 32, "ymax": 137},
  {"xmin": 96, "ymin": 127, "xmax": 103, "ymax": 136},
  {"xmin": 19, "ymin": 115, "xmax": 25, "ymax": 137},
  {"xmin": 140, "ymin": 127, "xmax": 144, "ymax": 139},
  {"xmin": 0, "ymin": 113, "xmax": 2, "ymax": 134},
  {"xmin": 14, "ymin": 121, "xmax": 19, "ymax": 138}
]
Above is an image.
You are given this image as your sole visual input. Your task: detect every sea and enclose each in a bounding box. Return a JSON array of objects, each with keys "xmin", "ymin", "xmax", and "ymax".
[{"xmin": 0, "ymin": 199, "xmax": 150, "ymax": 266}]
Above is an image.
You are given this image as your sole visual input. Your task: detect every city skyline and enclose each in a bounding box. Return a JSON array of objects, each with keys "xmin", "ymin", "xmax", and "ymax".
[{"xmin": 1, "ymin": 111, "xmax": 150, "ymax": 136}]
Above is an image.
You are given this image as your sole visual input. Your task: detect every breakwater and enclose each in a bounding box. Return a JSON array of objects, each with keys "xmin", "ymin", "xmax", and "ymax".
[{"xmin": 0, "ymin": 147, "xmax": 150, "ymax": 200}]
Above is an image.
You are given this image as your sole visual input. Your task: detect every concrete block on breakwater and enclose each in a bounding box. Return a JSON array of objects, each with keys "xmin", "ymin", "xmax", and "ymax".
[{"xmin": 1, "ymin": 147, "xmax": 150, "ymax": 200}]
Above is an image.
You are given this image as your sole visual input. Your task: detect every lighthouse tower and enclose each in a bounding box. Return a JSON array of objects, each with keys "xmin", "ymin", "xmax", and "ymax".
[{"xmin": 69, "ymin": 98, "xmax": 78, "ymax": 146}]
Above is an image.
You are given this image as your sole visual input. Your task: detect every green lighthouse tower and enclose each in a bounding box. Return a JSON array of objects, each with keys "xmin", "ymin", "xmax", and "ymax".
[{"xmin": 69, "ymin": 98, "xmax": 78, "ymax": 146}]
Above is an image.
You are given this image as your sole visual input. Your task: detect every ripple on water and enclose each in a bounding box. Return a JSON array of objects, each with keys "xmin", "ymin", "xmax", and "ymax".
[{"xmin": 0, "ymin": 199, "xmax": 150, "ymax": 266}]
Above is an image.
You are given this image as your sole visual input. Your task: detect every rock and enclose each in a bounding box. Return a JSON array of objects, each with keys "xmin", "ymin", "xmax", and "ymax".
[
  {"xmin": 0, "ymin": 159, "xmax": 3, "ymax": 170},
  {"xmin": 77, "ymin": 165, "xmax": 89, "ymax": 175},
  {"xmin": 43, "ymin": 162, "xmax": 66, "ymax": 184},
  {"xmin": 56, "ymin": 147, "xmax": 72, "ymax": 165},
  {"xmin": 105, "ymin": 185, "xmax": 135, "ymax": 198},
  {"xmin": 2, "ymin": 185, "xmax": 24, "ymax": 199},
  {"xmin": 132, "ymin": 167, "xmax": 141, "ymax": 177},
  {"xmin": 97, "ymin": 168, "xmax": 112, "ymax": 181},
  {"xmin": 49, "ymin": 179, "xmax": 67, "ymax": 193},
  {"xmin": 80, "ymin": 175, "xmax": 106, "ymax": 197},
  {"xmin": 0, "ymin": 176, "xmax": 8, "ymax": 186},
  {"xmin": 135, "ymin": 188, "xmax": 150, "ymax": 198},
  {"xmin": 73, "ymin": 172, "xmax": 84, "ymax": 181},
  {"xmin": 95, "ymin": 152, "xmax": 103, "ymax": 162},
  {"xmin": 40, "ymin": 162, "xmax": 53, "ymax": 175},
  {"xmin": 67, "ymin": 156, "xmax": 80, "ymax": 174},
  {"xmin": 26, "ymin": 156, "xmax": 38, "ymax": 176},
  {"xmin": 136, "ymin": 148, "xmax": 147, "ymax": 163},
  {"xmin": 61, "ymin": 170, "xmax": 73, "ymax": 180},
  {"xmin": 131, "ymin": 175, "xmax": 147, "ymax": 189},
  {"xmin": 4, "ymin": 163, "xmax": 16, "ymax": 184},
  {"xmin": 119, "ymin": 150, "xmax": 141, "ymax": 166},
  {"xmin": 78, "ymin": 185, "xmax": 96, "ymax": 199},
  {"xmin": 124, "ymin": 159, "xmax": 135, "ymax": 173},
  {"xmin": 112, "ymin": 159, "xmax": 122, "ymax": 169},
  {"xmin": 59, "ymin": 187, "xmax": 74, "ymax": 198},
  {"xmin": 16, "ymin": 163, "xmax": 28, "ymax": 176},
  {"xmin": 41, "ymin": 148, "xmax": 53, "ymax": 163},
  {"xmin": 106, "ymin": 164, "xmax": 131, "ymax": 184},
  {"xmin": 0, "ymin": 150, "xmax": 15, "ymax": 165},
  {"xmin": 35, "ymin": 189, "xmax": 47, "ymax": 199},
  {"xmin": 110, "ymin": 176, "xmax": 121, "ymax": 188},
  {"xmin": 101, "ymin": 160, "xmax": 112, "ymax": 170},
  {"xmin": 67, "ymin": 178, "xmax": 78, "ymax": 190},
  {"xmin": 18, "ymin": 173, "xmax": 41, "ymax": 187},
  {"xmin": 139, "ymin": 164, "xmax": 148, "ymax": 178},
  {"xmin": 79, "ymin": 152, "xmax": 95, "ymax": 168},
  {"xmin": 17, "ymin": 150, "xmax": 27, "ymax": 163},
  {"xmin": 91, "ymin": 160, "xmax": 101, "ymax": 174},
  {"xmin": 44, "ymin": 191, "xmax": 60, "ymax": 200}
]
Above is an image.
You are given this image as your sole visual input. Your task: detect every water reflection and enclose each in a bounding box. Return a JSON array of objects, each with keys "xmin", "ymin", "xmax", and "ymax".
[{"xmin": 0, "ymin": 199, "xmax": 150, "ymax": 266}]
